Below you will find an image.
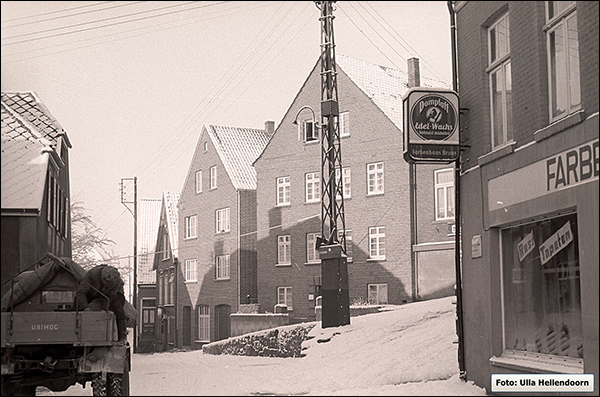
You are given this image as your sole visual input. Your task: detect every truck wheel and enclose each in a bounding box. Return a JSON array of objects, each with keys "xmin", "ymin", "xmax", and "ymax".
[
  {"xmin": 107, "ymin": 361, "xmax": 130, "ymax": 396},
  {"xmin": 91, "ymin": 373, "xmax": 107, "ymax": 396}
]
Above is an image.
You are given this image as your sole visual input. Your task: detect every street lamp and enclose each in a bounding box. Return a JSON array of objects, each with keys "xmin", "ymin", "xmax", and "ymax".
[{"xmin": 292, "ymin": 105, "xmax": 320, "ymax": 130}]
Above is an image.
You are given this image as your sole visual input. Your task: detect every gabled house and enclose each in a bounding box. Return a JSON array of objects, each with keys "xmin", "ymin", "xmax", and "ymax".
[
  {"xmin": 254, "ymin": 55, "xmax": 456, "ymax": 324},
  {"xmin": 177, "ymin": 123, "xmax": 271, "ymax": 348},
  {"xmin": 1, "ymin": 92, "xmax": 72, "ymax": 297},
  {"xmin": 153, "ymin": 191, "xmax": 180, "ymax": 351},
  {"xmin": 136, "ymin": 198, "xmax": 162, "ymax": 352}
]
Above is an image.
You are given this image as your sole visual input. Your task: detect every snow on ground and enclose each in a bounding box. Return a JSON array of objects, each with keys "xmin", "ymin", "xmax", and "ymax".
[{"xmin": 39, "ymin": 296, "xmax": 487, "ymax": 396}]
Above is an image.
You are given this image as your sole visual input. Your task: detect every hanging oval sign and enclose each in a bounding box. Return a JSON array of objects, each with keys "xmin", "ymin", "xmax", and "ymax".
[
  {"xmin": 402, "ymin": 88, "xmax": 460, "ymax": 163},
  {"xmin": 410, "ymin": 94, "xmax": 458, "ymax": 141}
]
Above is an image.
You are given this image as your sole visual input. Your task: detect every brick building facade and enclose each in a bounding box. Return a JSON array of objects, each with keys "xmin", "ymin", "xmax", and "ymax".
[
  {"xmin": 453, "ymin": 1, "xmax": 598, "ymax": 392},
  {"xmin": 254, "ymin": 55, "xmax": 457, "ymax": 323},
  {"xmin": 176, "ymin": 124, "xmax": 270, "ymax": 348}
]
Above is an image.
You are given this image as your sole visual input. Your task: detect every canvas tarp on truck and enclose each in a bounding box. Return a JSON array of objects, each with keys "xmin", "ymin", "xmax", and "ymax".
[{"xmin": 1, "ymin": 255, "xmax": 137, "ymax": 327}]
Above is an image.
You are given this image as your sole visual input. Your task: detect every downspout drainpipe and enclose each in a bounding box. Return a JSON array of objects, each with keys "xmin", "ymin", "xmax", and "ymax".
[
  {"xmin": 237, "ymin": 191, "xmax": 241, "ymax": 312},
  {"xmin": 447, "ymin": 0, "xmax": 466, "ymax": 380}
]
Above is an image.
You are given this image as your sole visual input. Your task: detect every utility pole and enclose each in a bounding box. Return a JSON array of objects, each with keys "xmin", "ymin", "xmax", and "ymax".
[
  {"xmin": 315, "ymin": 0, "xmax": 350, "ymax": 328},
  {"xmin": 120, "ymin": 177, "xmax": 137, "ymax": 353}
]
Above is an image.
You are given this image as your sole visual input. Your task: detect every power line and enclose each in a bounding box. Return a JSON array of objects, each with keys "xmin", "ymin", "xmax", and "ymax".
[
  {"xmin": 1, "ymin": 1, "xmax": 144, "ymax": 29},
  {"xmin": 0, "ymin": 1, "xmax": 113, "ymax": 24},
  {"xmin": 362, "ymin": 1, "xmax": 447, "ymax": 82},
  {"xmin": 2, "ymin": 1, "xmax": 226, "ymax": 46}
]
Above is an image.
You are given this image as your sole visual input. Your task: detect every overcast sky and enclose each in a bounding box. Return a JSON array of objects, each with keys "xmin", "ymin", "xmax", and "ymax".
[{"xmin": 1, "ymin": 1, "xmax": 453, "ymax": 271}]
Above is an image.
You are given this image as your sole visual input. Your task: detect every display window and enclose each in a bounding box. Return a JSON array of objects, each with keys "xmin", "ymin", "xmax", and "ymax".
[{"xmin": 501, "ymin": 212, "xmax": 582, "ymax": 361}]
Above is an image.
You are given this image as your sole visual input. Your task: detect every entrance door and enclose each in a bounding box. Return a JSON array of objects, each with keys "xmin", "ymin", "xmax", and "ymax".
[{"xmin": 214, "ymin": 304, "xmax": 230, "ymax": 341}]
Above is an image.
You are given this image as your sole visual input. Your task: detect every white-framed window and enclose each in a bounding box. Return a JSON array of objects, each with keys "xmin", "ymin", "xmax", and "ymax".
[
  {"xmin": 277, "ymin": 235, "xmax": 291, "ymax": 265},
  {"xmin": 500, "ymin": 212, "xmax": 582, "ymax": 362},
  {"xmin": 210, "ymin": 166, "xmax": 217, "ymax": 189},
  {"xmin": 162, "ymin": 233, "xmax": 169, "ymax": 260},
  {"xmin": 184, "ymin": 215, "xmax": 197, "ymax": 239},
  {"xmin": 305, "ymin": 172, "xmax": 321, "ymax": 203},
  {"xmin": 368, "ymin": 284, "xmax": 388, "ymax": 304},
  {"xmin": 195, "ymin": 170, "xmax": 202, "ymax": 194},
  {"xmin": 338, "ymin": 229, "xmax": 353, "ymax": 262},
  {"xmin": 215, "ymin": 255, "xmax": 230, "ymax": 280},
  {"xmin": 277, "ymin": 176, "xmax": 290, "ymax": 206},
  {"xmin": 185, "ymin": 259, "xmax": 197, "ymax": 282},
  {"xmin": 215, "ymin": 207, "xmax": 230, "ymax": 233},
  {"xmin": 335, "ymin": 166, "xmax": 351, "ymax": 199},
  {"xmin": 435, "ymin": 169, "xmax": 455, "ymax": 221},
  {"xmin": 367, "ymin": 162, "xmax": 384, "ymax": 195},
  {"xmin": 339, "ymin": 111, "xmax": 350, "ymax": 137},
  {"xmin": 369, "ymin": 226, "xmax": 386, "ymax": 260},
  {"xmin": 488, "ymin": 12, "xmax": 513, "ymax": 149},
  {"xmin": 300, "ymin": 119, "xmax": 318, "ymax": 142},
  {"xmin": 277, "ymin": 286, "xmax": 293, "ymax": 310},
  {"xmin": 197, "ymin": 304, "xmax": 210, "ymax": 341},
  {"xmin": 204, "ymin": 141, "xmax": 208, "ymax": 153},
  {"xmin": 306, "ymin": 233, "xmax": 320, "ymax": 263},
  {"xmin": 546, "ymin": 1, "xmax": 580, "ymax": 122}
]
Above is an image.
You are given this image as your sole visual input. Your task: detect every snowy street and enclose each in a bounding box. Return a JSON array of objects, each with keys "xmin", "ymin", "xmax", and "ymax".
[{"xmin": 39, "ymin": 296, "xmax": 487, "ymax": 395}]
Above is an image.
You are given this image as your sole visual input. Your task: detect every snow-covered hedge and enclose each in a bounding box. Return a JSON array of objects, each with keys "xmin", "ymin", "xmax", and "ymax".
[{"xmin": 202, "ymin": 322, "xmax": 316, "ymax": 358}]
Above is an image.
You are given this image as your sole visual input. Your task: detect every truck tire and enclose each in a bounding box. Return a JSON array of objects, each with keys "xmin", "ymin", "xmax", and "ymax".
[
  {"xmin": 107, "ymin": 359, "xmax": 130, "ymax": 396},
  {"xmin": 91, "ymin": 373, "xmax": 107, "ymax": 396}
]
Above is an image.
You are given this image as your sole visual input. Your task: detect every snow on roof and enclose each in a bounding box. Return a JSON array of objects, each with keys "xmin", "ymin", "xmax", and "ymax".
[
  {"xmin": 1, "ymin": 92, "xmax": 68, "ymax": 213},
  {"xmin": 336, "ymin": 54, "xmax": 450, "ymax": 130},
  {"xmin": 206, "ymin": 124, "xmax": 271, "ymax": 190},
  {"xmin": 137, "ymin": 198, "xmax": 162, "ymax": 285}
]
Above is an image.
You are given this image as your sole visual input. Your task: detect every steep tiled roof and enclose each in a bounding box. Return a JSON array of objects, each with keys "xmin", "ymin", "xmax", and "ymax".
[
  {"xmin": 1, "ymin": 92, "xmax": 69, "ymax": 148},
  {"xmin": 163, "ymin": 191, "xmax": 179, "ymax": 259},
  {"xmin": 336, "ymin": 54, "xmax": 451, "ymax": 130},
  {"xmin": 1, "ymin": 92, "xmax": 68, "ymax": 212},
  {"xmin": 137, "ymin": 198, "xmax": 162, "ymax": 285},
  {"xmin": 206, "ymin": 125, "xmax": 271, "ymax": 190}
]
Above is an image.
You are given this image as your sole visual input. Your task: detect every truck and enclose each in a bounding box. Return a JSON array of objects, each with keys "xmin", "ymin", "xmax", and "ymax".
[{"xmin": 1, "ymin": 254, "xmax": 136, "ymax": 396}]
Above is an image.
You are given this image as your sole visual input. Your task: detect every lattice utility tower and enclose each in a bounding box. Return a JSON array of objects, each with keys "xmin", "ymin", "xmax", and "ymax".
[{"xmin": 315, "ymin": 0, "xmax": 350, "ymax": 328}]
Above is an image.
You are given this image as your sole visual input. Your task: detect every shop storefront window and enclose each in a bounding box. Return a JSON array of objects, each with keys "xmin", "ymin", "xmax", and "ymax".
[{"xmin": 501, "ymin": 213, "xmax": 583, "ymax": 360}]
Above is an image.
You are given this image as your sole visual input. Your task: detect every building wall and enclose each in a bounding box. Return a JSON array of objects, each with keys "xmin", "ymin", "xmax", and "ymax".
[
  {"xmin": 256, "ymin": 60, "xmax": 455, "ymax": 323},
  {"xmin": 455, "ymin": 1, "xmax": 599, "ymax": 393},
  {"xmin": 178, "ymin": 128, "xmax": 241, "ymax": 347}
]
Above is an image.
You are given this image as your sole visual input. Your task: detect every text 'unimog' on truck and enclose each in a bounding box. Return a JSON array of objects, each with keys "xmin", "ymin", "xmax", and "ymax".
[{"xmin": 1, "ymin": 254, "xmax": 137, "ymax": 396}]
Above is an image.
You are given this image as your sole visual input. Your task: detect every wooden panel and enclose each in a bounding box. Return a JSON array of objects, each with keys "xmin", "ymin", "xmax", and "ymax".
[{"xmin": 1, "ymin": 311, "xmax": 116, "ymax": 345}]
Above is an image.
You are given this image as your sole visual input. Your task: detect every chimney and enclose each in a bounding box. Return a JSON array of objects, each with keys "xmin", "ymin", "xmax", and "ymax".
[
  {"xmin": 407, "ymin": 57, "xmax": 420, "ymax": 88},
  {"xmin": 264, "ymin": 120, "xmax": 275, "ymax": 137}
]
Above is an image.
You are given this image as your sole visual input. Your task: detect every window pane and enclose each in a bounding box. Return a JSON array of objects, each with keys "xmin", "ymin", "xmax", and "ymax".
[
  {"xmin": 550, "ymin": 26, "xmax": 567, "ymax": 118},
  {"xmin": 567, "ymin": 15, "xmax": 580, "ymax": 109},
  {"xmin": 501, "ymin": 214, "xmax": 582, "ymax": 359},
  {"xmin": 505, "ymin": 62, "xmax": 513, "ymax": 142},
  {"xmin": 491, "ymin": 69, "xmax": 505, "ymax": 147}
]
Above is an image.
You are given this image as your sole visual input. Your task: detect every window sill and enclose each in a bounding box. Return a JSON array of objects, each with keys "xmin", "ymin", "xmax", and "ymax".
[
  {"xmin": 367, "ymin": 258, "xmax": 386, "ymax": 262},
  {"xmin": 276, "ymin": 263, "xmax": 291, "ymax": 267},
  {"xmin": 477, "ymin": 141, "xmax": 516, "ymax": 166},
  {"xmin": 366, "ymin": 192, "xmax": 384, "ymax": 197},
  {"xmin": 214, "ymin": 278, "xmax": 230, "ymax": 282},
  {"xmin": 304, "ymin": 201, "xmax": 320, "ymax": 205},
  {"xmin": 194, "ymin": 339, "xmax": 210, "ymax": 343},
  {"xmin": 534, "ymin": 110, "xmax": 585, "ymax": 143},
  {"xmin": 184, "ymin": 280, "xmax": 197, "ymax": 284},
  {"xmin": 490, "ymin": 351, "xmax": 583, "ymax": 374},
  {"xmin": 276, "ymin": 203, "xmax": 291, "ymax": 207},
  {"xmin": 305, "ymin": 261, "xmax": 321, "ymax": 266}
]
